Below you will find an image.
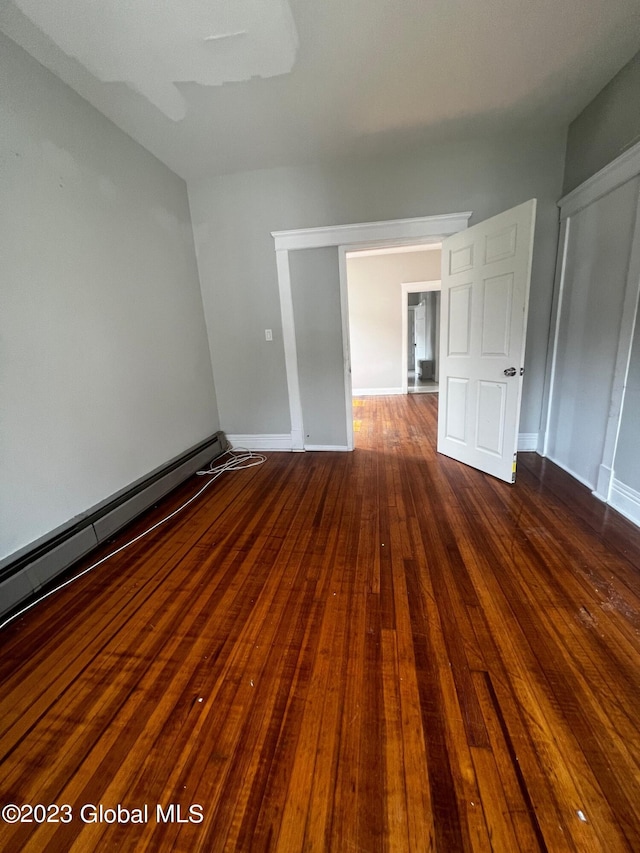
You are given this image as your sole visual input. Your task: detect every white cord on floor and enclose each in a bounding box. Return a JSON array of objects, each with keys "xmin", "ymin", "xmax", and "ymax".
[{"xmin": 0, "ymin": 448, "xmax": 267, "ymax": 633}]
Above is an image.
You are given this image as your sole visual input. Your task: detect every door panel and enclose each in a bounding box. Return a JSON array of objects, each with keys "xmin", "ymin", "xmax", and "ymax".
[
  {"xmin": 445, "ymin": 378, "xmax": 469, "ymax": 442},
  {"xmin": 481, "ymin": 274, "xmax": 512, "ymax": 355},
  {"xmin": 438, "ymin": 200, "xmax": 536, "ymax": 483},
  {"xmin": 476, "ymin": 381, "xmax": 506, "ymax": 455},
  {"xmin": 449, "ymin": 285, "xmax": 472, "ymax": 355}
]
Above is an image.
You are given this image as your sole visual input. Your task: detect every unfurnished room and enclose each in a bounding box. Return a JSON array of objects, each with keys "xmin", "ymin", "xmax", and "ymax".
[{"xmin": 2, "ymin": 1, "xmax": 640, "ymax": 850}]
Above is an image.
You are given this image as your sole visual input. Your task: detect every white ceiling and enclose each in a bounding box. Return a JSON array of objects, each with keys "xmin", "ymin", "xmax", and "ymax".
[{"xmin": 2, "ymin": 0, "xmax": 639, "ymax": 181}]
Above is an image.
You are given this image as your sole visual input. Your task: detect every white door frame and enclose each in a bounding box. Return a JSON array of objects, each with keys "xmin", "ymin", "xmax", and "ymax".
[
  {"xmin": 401, "ymin": 280, "xmax": 441, "ymax": 394},
  {"xmin": 541, "ymin": 139, "xmax": 640, "ymax": 501},
  {"xmin": 272, "ymin": 213, "xmax": 472, "ymax": 450}
]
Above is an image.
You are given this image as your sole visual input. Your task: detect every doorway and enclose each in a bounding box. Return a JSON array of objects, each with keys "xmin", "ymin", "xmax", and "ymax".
[
  {"xmin": 273, "ymin": 202, "xmax": 535, "ymax": 484},
  {"xmin": 402, "ymin": 280, "xmax": 441, "ymax": 395},
  {"xmin": 272, "ymin": 211, "xmax": 472, "ymax": 451},
  {"xmin": 345, "ymin": 246, "xmax": 442, "ymax": 397},
  {"xmin": 407, "ymin": 293, "xmax": 439, "ymax": 393}
]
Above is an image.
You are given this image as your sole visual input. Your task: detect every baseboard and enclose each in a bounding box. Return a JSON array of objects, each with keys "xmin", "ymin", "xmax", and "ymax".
[
  {"xmin": 304, "ymin": 445, "xmax": 351, "ymax": 452},
  {"xmin": 609, "ymin": 479, "xmax": 640, "ymax": 528},
  {"xmin": 518, "ymin": 433, "xmax": 539, "ymax": 452},
  {"xmin": 0, "ymin": 431, "xmax": 228, "ymax": 620},
  {"xmin": 226, "ymin": 433, "xmax": 293, "ymax": 451},
  {"xmin": 228, "ymin": 432, "xmax": 564, "ymax": 455},
  {"xmin": 352, "ymin": 387, "xmax": 404, "ymax": 396}
]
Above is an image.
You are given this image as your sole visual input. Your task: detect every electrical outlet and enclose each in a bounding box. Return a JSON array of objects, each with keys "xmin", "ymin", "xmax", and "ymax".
[{"xmin": 265, "ymin": 329, "xmax": 273, "ymax": 341}]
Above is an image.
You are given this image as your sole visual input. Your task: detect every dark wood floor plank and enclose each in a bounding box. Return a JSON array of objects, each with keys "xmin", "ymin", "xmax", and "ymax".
[
  {"xmin": 467, "ymin": 605, "xmax": 578, "ymax": 853},
  {"xmin": 380, "ymin": 628, "xmax": 410, "ymax": 851},
  {"xmin": 471, "ymin": 670, "xmax": 544, "ymax": 852},
  {"xmin": 390, "ymin": 555, "xmax": 436, "ymax": 851},
  {"xmin": 2, "ymin": 394, "xmax": 640, "ymax": 851},
  {"xmin": 446, "ymin": 479, "xmax": 637, "ymax": 850}
]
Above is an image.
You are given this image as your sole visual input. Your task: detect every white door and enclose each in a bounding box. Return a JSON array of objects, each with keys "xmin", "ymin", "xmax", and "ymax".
[
  {"xmin": 408, "ymin": 308, "xmax": 416, "ymax": 370},
  {"xmin": 415, "ymin": 302, "xmax": 426, "ymax": 361},
  {"xmin": 437, "ymin": 200, "xmax": 536, "ymax": 483}
]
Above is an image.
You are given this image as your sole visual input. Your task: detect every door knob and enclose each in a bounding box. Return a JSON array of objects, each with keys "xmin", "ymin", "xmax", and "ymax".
[{"xmin": 503, "ymin": 367, "xmax": 517, "ymax": 377}]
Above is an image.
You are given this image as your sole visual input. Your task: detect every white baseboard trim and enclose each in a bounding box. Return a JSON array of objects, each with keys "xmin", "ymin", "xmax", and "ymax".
[
  {"xmin": 304, "ymin": 444, "xmax": 351, "ymax": 452},
  {"xmin": 609, "ymin": 479, "xmax": 640, "ymax": 528},
  {"xmin": 517, "ymin": 433, "xmax": 539, "ymax": 452},
  {"xmin": 226, "ymin": 433, "xmax": 293, "ymax": 452},
  {"xmin": 352, "ymin": 387, "xmax": 404, "ymax": 396}
]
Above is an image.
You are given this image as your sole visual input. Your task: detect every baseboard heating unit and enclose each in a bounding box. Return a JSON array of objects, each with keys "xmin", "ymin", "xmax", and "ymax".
[{"xmin": 0, "ymin": 431, "xmax": 228, "ymax": 621}]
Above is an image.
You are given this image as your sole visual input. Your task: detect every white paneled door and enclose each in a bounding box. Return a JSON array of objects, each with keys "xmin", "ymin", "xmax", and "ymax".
[{"xmin": 437, "ymin": 200, "xmax": 536, "ymax": 483}]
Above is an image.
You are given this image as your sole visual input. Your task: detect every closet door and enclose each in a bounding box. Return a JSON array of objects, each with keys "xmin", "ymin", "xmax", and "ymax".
[{"xmin": 546, "ymin": 176, "xmax": 640, "ymax": 491}]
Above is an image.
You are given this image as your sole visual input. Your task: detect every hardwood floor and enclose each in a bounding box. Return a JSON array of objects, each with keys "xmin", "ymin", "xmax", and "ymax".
[{"xmin": 2, "ymin": 394, "xmax": 640, "ymax": 851}]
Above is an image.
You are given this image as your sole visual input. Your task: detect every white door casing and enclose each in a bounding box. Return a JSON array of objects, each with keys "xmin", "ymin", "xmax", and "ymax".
[{"xmin": 437, "ymin": 200, "xmax": 537, "ymax": 483}]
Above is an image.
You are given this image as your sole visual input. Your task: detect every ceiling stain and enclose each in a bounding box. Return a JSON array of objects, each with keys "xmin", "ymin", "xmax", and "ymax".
[{"xmin": 12, "ymin": 0, "xmax": 299, "ymax": 120}]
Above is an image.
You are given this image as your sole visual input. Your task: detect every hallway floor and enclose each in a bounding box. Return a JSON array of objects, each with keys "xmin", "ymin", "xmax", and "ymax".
[{"xmin": 407, "ymin": 369, "xmax": 438, "ymax": 394}]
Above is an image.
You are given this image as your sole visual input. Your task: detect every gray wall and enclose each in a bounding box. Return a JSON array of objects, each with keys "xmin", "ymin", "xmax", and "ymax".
[
  {"xmin": 563, "ymin": 50, "xmax": 640, "ymax": 195},
  {"xmin": 0, "ymin": 34, "xmax": 219, "ymax": 562},
  {"xmin": 189, "ymin": 128, "xmax": 566, "ymax": 438},
  {"xmin": 289, "ymin": 248, "xmax": 347, "ymax": 448}
]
